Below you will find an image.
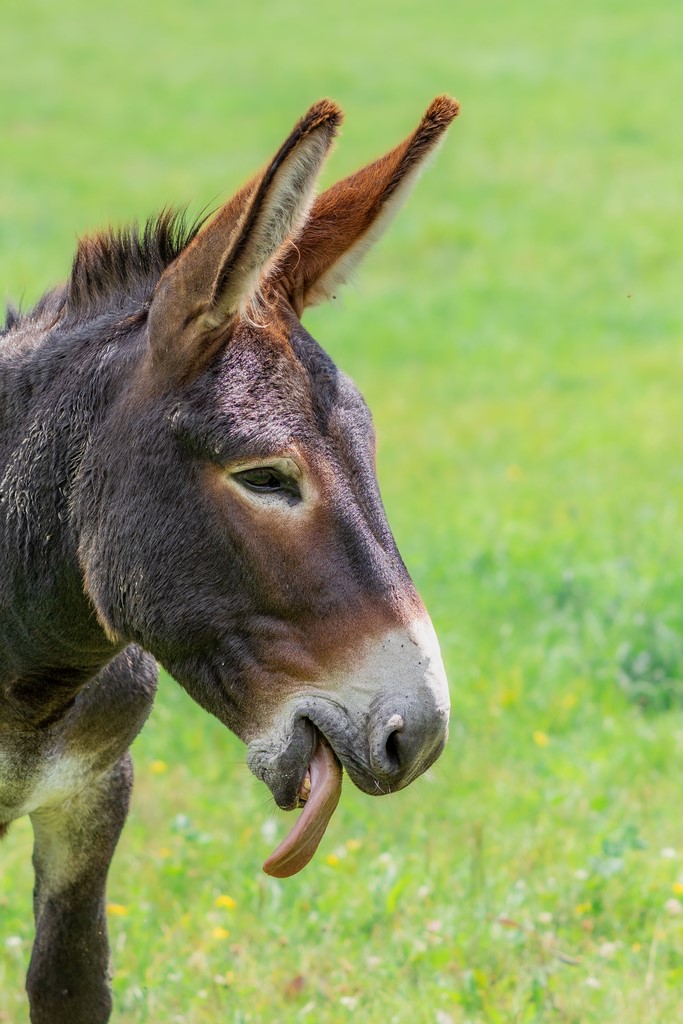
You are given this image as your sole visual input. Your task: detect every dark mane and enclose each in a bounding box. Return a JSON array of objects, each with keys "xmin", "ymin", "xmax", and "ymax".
[
  {"xmin": 2, "ymin": 289, "xmax": 65, "ymax": 335},
  {"xmin": 65, "ymin": 208, "xmax": 206, "ymax": 323},
  {"xmin": 3, "ymin": 209, "xmax": 207, "ymax": 336}
]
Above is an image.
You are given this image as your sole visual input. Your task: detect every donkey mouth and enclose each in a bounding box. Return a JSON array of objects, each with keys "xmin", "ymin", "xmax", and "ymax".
[{"xmin": 262, "ymin": 732, "xmax": 343, "ymax": 878}]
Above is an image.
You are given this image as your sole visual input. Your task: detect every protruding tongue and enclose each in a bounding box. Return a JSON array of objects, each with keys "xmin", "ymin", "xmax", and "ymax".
[{"xmin": 263, "ymin": 737, "xmax": 343, "ymax": 878}]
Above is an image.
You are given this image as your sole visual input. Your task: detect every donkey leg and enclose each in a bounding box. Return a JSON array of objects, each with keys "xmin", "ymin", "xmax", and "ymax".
[{"xmin": 26, "ymin": 752, "xmax": 133, "ymax": 1024}]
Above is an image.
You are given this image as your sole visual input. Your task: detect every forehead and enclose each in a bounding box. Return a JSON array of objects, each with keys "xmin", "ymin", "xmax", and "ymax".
[{"xmin": 197, "ymin": 313, "xmax": 374, "ymax": 460}]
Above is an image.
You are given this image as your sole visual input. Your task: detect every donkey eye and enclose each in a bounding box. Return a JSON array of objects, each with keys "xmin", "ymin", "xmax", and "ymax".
[{"xmin": 233, "ymin": 467, "xmax": 301, "ymax": 500}]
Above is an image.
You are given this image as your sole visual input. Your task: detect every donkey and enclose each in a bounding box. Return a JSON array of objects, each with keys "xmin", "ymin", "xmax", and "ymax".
[{"xmin": 0, "ymin": 96, "xmax": 458, "ymax": 1022}]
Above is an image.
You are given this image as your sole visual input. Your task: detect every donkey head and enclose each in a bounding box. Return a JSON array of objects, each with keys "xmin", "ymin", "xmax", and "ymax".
[{"xmin": 80, "ymin": 98, "xmax": 459, "ymax": 875}]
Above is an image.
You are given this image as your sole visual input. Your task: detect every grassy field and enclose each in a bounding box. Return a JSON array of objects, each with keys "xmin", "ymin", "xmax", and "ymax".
[{"xmin": 2, "ymin": 0, "xmax": 683, "ymax": 1020}]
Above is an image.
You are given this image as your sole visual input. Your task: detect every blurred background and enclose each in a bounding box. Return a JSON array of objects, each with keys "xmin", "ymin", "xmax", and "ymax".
[{"xmin": 1, "ymin": 0, "xmax": 682, "ymax": 1021}]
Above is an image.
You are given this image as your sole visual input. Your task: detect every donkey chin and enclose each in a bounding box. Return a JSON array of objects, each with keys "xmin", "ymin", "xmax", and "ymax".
[{"xmin": 246, "ymin": 615, "xmax": 450, "ymax": 878}]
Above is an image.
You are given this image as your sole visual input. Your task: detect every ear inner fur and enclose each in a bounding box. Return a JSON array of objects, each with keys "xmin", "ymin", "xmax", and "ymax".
[
  {"xmin": 275, "ymin": 95, "xmax": 460, "ymax": 313},
  {"xmin": 147, "ymin": 99, "xmax": 343, "ymax": 377}
]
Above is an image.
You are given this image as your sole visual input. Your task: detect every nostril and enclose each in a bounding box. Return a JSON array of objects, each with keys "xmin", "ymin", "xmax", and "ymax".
[
  {"xmin": 384, "ymin": 728, "xmax": 401, "ymax": 770},
  {"xmin": 375, "ymin": 712, "xmax": 405, "ymax": 776}
]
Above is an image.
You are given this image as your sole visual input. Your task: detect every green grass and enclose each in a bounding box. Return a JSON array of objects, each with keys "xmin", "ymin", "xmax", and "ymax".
[{"xmin": 2, "ymin": 0, "xmax": 683, "ymax": 1020}]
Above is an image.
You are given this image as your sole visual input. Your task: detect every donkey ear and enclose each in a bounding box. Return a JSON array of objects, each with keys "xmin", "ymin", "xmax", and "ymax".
[
  {"xmin": 274, "ymin": 96, "xmax": 460, "ymax": 313},
  {"xmin": 148, "ymin": 99, "xmax": 343, "ymax": 375}
]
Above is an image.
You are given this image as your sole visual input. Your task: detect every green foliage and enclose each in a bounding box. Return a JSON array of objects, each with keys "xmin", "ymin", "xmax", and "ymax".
[{"xmin": 2, "ymin": 0, "xmax": 683, "ymax": 1020}]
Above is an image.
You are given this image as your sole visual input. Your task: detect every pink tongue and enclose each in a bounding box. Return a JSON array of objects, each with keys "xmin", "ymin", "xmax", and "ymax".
[{"xmin": 262, "ymin": 738, "xmax": 343, "ymax": 878}]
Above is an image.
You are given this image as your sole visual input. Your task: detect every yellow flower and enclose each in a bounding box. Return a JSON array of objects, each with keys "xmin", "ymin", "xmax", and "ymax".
[
  {"xmin": 150, "ymin": 760, "xmax": 168, "ymax": 775},
  {"xmin": 106, "ymin": 903, "xmax": 128, "ymax": 916},
  {"xmin": 533, "ymin": 730, "xmax": 550, "ymax": 747},
  {"xmin": 575, "ymin": 902, "xmax": 592, "ymax": 915},
  {"xmin": 215, "ymin": 894, "xmax": 237, "ymax": 909},
  {"xmin": 211, "ymin": 927, "xmax": 230, "ymax": 940},
  {"xmin": 157, "ymin": 847, "xmax": 172, "ymax": 859},
  {"xmin": 672, "ymin": 882, "xmax": 683, "ymax": 895},
  {"xmin": 561, "ymin": 693, "xmax": 578, "ymax": 709},
  {"xmin": 345, "ymin": 839, "xmax": 362, "ymax": 852},
  {"xmin": 325, "ymin": 854, "xmax": 340, "ymax": 867},
  {"xmin": 500, "ymin": 687, "xmax": 520, "ymax": 708}
]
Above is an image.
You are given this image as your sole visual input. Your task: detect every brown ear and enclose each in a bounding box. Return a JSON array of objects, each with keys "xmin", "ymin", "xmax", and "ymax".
[
  {"xmin": 275, "ymin": 96, "xmax": 460, "ymax": 314},
  {"xmin": 148, "ymin": 99, "xmax": 343, "ymax": 376}
]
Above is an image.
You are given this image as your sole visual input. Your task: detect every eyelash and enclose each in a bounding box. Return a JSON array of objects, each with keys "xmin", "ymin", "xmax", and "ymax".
[{"xmin": 232, "ymin": 467, "xmax": 302, "ymax": 502}]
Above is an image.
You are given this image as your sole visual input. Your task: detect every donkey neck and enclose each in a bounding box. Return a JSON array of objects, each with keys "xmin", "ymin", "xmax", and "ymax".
[{"xmin": 0, "ymin": 304, "xmax": 138, "ymax": 715}]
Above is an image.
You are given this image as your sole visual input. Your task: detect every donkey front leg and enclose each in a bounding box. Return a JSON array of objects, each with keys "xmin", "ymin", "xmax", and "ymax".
[{"xmin": 26, "ymin": 752, "xmax": 133, "ymax": 1024}]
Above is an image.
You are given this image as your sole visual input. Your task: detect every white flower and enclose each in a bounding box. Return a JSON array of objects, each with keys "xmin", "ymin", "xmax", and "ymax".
[{"xmin": 261, "ymin": 817, "xmax": 278, "ymax": 843}]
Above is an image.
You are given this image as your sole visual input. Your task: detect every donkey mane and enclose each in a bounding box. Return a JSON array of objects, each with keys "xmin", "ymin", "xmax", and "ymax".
[
  {"xmin": 65, "ymin": 208, "xmax": 206, "ymax": 322},
  {"xmin": 3, "ymin": 208, "xmax": 206, "ymax": 335}
]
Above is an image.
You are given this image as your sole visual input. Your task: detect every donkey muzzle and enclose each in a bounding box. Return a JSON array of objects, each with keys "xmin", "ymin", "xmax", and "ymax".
[
  {"xmin": 249, "ymin": 614, "xmax": 450, "ymax": 798},
  {"xmin": 247, "ymin": 614, "xmax": 449, "ymax": 875}
]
